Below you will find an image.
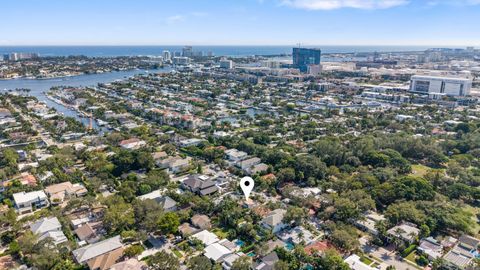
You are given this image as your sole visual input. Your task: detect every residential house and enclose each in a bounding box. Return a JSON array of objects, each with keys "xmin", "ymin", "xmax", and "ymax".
[
  {"xmin": 178, "ymin": 138, "xmax": 204, "ymax": 147},
  {"xmin": 443, "ymin": 235, "xmax": 479, "ymax": 269},
  {"xmin": 262, "ymin": 209, "xmax": 287, "ymax": 233},
  {"xmin": 304, "ymin": 241, "xmax": 333, "ymax": 256},
  {"xmin": 182, "ymin": 174, "xmax": 219, "ymax": 196},
  {"xmin": 190, "ymin": 230, "xmax": 219, "ymax": 246},
  {"xmin": 75, "ymin": 223, "xmax": 100, "ymax": 244},
  {"xmin": 30, "ymin": 217, "xmax": 67, "ymax": 245},
  {"xmin": 387, "ymin": 222, "xmax": 420, "ymax": 243},
  {"xmin": 191, "ymin": 214, "xmax": 211, "ymax": 230},
  {"xmin": 355, "ymin": 211, "xmax": 386, "ymax": 235},
  {"xmin": 44, "ymin": 181, "xmax": 88, "ymax": 204},
  {"xmin": 156, "ymin": 156, "xmax": 191, "ymax": 173},
  {"xmin": 204, "ymin": 242, "xmax": 232, "ymax": 262},
  {"xmin": 136, "ymin": 188, "xmax": 176, "ymax": 211},
  {"xmin": 178, "ymin": 223, "xmax": 199, "ymax": 237},
  {"xmin": 277, "ymin": 226, "xmax": 315, "ymax": 246},
  {"xmin": 225, "ymin": 149, "xmax": 248, "ymax": 162},
  {"xmin": 119, "ymin": 138, "xmax": 146, "ymax": 150},
  {"xmin": 247, "ymin": 163, "xmax": 269, "ymax": 175},
  {"xmin": 237, "ymin": 157, "xmax": 261, "ymax": 171},
  {"xmin": 13, "ymin": 190, "xmax": 49, "ymax": 214},
  {"xmin": 158, "ymin": 196, "xmax": 178, "ymax": 212},
  {"xmin": 72, "ymin": 235, "xmax": 124, "ymax": 270},
  {"xmin": 344, "ymin": 254, "xmax": 376, "ymax": 270},
  {"xmin": 222, "ymin": 253, "xmax": 241, "ymax": 270},
  {"xmin": 109, "ymin": 258, "xmax": 147, "ymax": 270},
  {"xmin": 418, "ymin": 237, "xmax": 443, "ymax": 260},
  {"xmin": 253, "ymin": 252, "xmax": 280, "ymax": 270}
]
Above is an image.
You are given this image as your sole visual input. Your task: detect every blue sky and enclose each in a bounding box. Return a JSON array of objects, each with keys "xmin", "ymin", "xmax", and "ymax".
[{"xmin": 1, "ymin": 0, "xmax": 479, "ymax": 46}]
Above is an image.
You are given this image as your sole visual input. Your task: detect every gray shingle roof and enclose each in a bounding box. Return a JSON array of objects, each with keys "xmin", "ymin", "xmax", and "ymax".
[{"xmin": 73, "ymin": 235, "xmax": 123, "ymax": 263}]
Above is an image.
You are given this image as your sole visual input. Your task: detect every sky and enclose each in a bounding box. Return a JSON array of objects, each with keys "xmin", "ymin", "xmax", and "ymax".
[{"xmin": 1, "ymin": 0, "xmax": 480, "ymax": 46}]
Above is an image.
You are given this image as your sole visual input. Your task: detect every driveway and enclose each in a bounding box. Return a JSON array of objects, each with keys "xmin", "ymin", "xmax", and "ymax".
[
  {"xmin": 360, "ymin": 237, "xmax": 420, "ymax": 270},
  {"xmin": 137, "ymin": 236, "xmax": 173, "ymax": 260}
]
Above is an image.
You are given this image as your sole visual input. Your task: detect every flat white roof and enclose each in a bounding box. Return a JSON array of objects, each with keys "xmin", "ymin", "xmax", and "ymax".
[
  {"xmin": 411, "ymin": 75, "xmax": 471, "ymax": 82},
  {"xmin": 13, "ymin": 190, "xmax": 48, "ymax": 204}
]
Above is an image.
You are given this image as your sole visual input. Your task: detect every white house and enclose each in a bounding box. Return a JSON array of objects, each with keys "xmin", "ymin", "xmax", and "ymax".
[
  {"xmin": 344, "ymin": 254, "xmax": 376, "ymax": 270},
  {"xmin": 262, "ymin": 209, "xmax": 287, "ymax": 233},
  {"xmin": 13, "ymin": 190, "xmax": 49, "ymax": 214},
  {"xmin": 191, "ymin": 230, "xmax": 219, "ymax": 246},
  {"xmin": 30, "ymin": 217, "xmax": 68, "ymax": 245},
  {"xmin": 119, "ymin": 138, "xmax": 146, "ymax": 150},
  {"xmin": 225, "ymin": 149, "xmax": 248, "ymax": 162}
]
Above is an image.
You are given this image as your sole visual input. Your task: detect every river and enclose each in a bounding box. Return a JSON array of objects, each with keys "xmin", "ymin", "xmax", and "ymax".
[{"xmin": 0, "ymin": 68, "xmax": 170, "ymax": 130}]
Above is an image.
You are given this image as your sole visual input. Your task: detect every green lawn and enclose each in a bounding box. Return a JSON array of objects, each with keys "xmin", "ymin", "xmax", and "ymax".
[
  {"xmin": 410, "ymin": 164, "xmax": 432, "ymax": 177},
  {"xmin": 172, "ymin": 249, "xmax": 182, "ymax": 258},
  {"xmin": 463, "ymin": 204, "xmax": 480, "ymax": 237},
  {"xmin": 360, "ymin": 256, "xmax": 373, "ymax": 265},
  {"xmin": 212, "ymin": 228, "xmax": 229, "ymax": 239}
]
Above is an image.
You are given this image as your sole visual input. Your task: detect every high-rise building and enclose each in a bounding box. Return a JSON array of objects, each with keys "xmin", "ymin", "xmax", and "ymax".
[
  {"xmin": 4, "ymin": 52, "xmax": 39, "ymax": 61},
  {"xmin": 293, "ymin": 47, "xmax": 321, "ymax": 72},
  {"xmin": 173, "ymin": 57, "xmax": 191, "ymax": 65},
  {"xmin": 163, "ymin": 50, "xmax": 171, "ymax": 61},
  {"xmin": 219, "ymin": 58, "xmax": 233, "ymax": 69},
  {"xmin": 410, "ymin": 75, "xmax": 472, "ymax": 98},
  {"xmin": 182, "ymin": 46, "xmax": 193, "ymax": 57}
]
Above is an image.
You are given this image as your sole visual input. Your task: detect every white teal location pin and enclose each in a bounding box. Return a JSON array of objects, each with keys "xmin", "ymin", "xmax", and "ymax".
[{"xmin": 240, "ymin": 176, "xmax": 254, "ymax": 201}]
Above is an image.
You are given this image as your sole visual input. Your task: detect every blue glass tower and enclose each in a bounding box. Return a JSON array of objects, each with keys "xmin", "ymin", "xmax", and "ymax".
[{"xmin": 293, "ymin": 48, "xmax": 321, "ymax": 72}]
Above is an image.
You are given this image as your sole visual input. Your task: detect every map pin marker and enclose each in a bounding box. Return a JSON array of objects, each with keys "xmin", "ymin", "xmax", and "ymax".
[{"xmin": 240, "ymin": 176, "xmax": 254, "ymax": 201}]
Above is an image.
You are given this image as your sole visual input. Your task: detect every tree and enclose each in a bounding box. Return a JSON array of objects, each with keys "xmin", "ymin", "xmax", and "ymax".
[
  {"xmin": 420, "ymin": 224, "xmax": 431, "ymax": 238},
  {"xmin": 284, "ymin": 206, "xmax": 307, "ymax": 225},
  {"xmin": 157, "ymin": 212, "xmax": 180, "ymax": 235},
  {"xmin": 329, "ymin": 227, "xmax": 359, "ymax": 252},
  {"xmin": 134, "ymin": 199, "xmax": 164, "ymax": 232},
  {"xmin": 188, "ymin": 255, "xmax": 212, "ymax": 270},
  {"xmin": 103, "ymin": 196, "xmax": 135, "ymax": 234},
  {"xmin": 231, "ymin": 256, "xmax": 252, "ymax": 270},
  {"xmin": 123, "ymin": 244, "xmax": 144, "ymax": 257},
  {"xmin": 148, "ymin": 250, "xmax": 179, "ymax": 270},
  {"xmin": 315, "ymin": 250, "xmax": 351, "ymax": 270},
  {"xmin": 273, "ymin": 260, "xmax": 289, "ymax": 270}
]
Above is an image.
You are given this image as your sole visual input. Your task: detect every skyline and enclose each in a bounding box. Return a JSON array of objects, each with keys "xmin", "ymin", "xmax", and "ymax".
[{"xmin": 1, "ymin": 0, "xmax": 480, "ymax": 46}]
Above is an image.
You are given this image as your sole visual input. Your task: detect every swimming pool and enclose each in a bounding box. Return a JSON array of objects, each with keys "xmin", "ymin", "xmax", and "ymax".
[
  {"xmin": 285, "ymin": 242, "xmax": 295, "ymax": 251},
  {"xmin": 235, "ymin": 239, "xmax": 245, "ymax": 247}
]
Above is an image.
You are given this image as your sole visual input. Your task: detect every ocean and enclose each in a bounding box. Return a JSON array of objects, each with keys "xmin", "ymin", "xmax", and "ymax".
[{"xmin": 0, "ymin": 45, "xmax": 442, "ymax": 57}]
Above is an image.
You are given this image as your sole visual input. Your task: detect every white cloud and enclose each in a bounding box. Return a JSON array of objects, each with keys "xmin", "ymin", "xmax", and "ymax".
[
  {"xmin": 166, "ymin": 15, "xmax": 186, "ymax": 25},
  {"xmin": 280, "ymin": 0, "xmax": 409, "ymax": 10},
  {"xmin": 426, "ymin": 0, "xmax": 480, "ymax": 6}
]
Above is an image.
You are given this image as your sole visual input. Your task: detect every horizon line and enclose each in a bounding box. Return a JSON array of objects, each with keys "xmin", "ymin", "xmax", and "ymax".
[{"xmin": 0, "ymin": 44, "xmax": 477, "ymax": 48}]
